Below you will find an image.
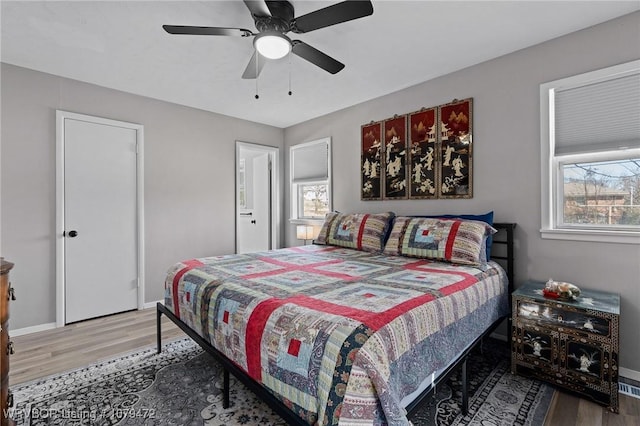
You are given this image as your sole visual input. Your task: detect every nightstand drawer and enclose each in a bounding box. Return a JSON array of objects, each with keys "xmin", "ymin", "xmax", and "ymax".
[{"xmin": 516, "ymin": 300, "xmax": 612, "ymax": 339}]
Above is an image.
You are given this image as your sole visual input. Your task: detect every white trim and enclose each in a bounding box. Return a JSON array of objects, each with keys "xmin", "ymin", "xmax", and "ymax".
[
  {"xmin": 56, "ymin": 111, "xmax": 145, "ymax": 327},
  {"xmin": 620, "ymin": 367, "xmax": 640, "ymax": 383},
  {"xmin": 143, "ymin": 300, "xmax": 163, "ymax": 310},
  {"xmin": 11, "ymin": 322, "xmax": 57, "ymax": 337},
  {"xmin": 540, "ymin": 81, "xmax": 554, "ymax": 234},
  {"xmin": 137, "ymin": 127, "xmax": 146, "ymax": 310},
  {"xmin": 56, "ymin": 111, "xmax": 65, "ymax": 327},
  {"xmin": 289, "ymin": 218, "xmax": 324, "ymax": 225},
  {"xmin": 540, "ymin": 228, "xmax": 640, "ymax": 244}
]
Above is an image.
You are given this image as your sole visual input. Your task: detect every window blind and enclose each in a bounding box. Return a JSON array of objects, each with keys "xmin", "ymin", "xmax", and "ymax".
[
  {"xmin": 554, "ymin": 72, "xmax": 640, "ymax": 155},
  {"xmin": 291, "ymin": 140, "xmax": 329, "ymax": 183}
]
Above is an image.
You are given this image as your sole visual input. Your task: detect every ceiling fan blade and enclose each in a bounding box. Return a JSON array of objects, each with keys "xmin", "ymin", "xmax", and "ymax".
[
  {"xmin": 243, "ymin": 0, "xmax": 271, "ymax": 17},
  {"xmin": 163, "ymin": 25, "xmax": 253, "ymax": 37},
  {"xmin": 291, "ymin": 40, "xmax": 345, "ymax": 74},
  {"xmin": 242, "ymin": 51, "xmax": 266, "ymax": 79},
  {"xmin": 293, "ymin": 0, "xmax": 373, "ymax": 33}
]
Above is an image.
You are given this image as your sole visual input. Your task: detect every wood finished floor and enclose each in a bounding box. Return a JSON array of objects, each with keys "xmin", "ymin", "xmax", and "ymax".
[
  {"xmin": 8, "ymin": 308, "xmax": 640, "ymax": 426},
  {"xmin": 9, "ymin": 307, "xmax": 184, "ymax": 385}
]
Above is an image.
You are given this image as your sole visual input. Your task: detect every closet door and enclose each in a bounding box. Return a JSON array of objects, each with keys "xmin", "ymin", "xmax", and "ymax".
[{"xmin": 61, "ymin": 113, "xmax": 140, "ymax": 323}]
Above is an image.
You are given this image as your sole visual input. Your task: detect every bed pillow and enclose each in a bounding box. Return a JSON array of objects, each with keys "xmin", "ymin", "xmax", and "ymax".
[
  {"xmin": 383, "ymin": 217, "xmax": 496, "ymax": 267},
  {"xmin": 412, "ymin": 211, "xmax": 494, "ymax": 258},
  {"xmin": 314, "ymin": 211, "xmax": 340, "ymax": 245},
  {"xmin": 317, "ymin": 212, "xmax": 395, "ymax": 252}
]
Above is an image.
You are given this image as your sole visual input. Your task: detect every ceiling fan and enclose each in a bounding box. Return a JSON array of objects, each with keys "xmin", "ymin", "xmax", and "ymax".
[{"xmin": 163, "ymin": 0, "xmax": 374, "ymax": 79}]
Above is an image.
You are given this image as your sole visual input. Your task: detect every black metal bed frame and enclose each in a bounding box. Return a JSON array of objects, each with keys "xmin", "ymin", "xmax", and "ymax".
[{"xmin": 157, "ymin": 222, "xmax": 516, "ymax": 425}]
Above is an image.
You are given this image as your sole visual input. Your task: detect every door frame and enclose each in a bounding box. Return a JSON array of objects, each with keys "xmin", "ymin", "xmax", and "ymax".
[
  {"xmin": 235, "ymin": 141, "xmax": 280, "ymax": 252},
  {"xmin": 55, "ymin": 110, "xmax": 145, "ymax": 327}
]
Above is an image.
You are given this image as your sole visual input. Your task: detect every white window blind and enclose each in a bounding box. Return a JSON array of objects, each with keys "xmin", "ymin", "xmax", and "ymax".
[
  {"xmin": 291, "ymin": 140, "xmax": 329, "ymax": 183},
  {"xmin": 554, "ymin": 72, "xmax": 640, "ymax": 155}
]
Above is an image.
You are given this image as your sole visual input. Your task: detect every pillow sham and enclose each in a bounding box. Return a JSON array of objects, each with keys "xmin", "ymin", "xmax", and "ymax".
[
  {"xmin": 316, "ymin": 212, "xmax": 395, "ymax": 253},
  {"xmin": 383, "ymin": 217, "xmax": 496, "ymax": 267},
  {"xmin": 314, "ymin": 211, "xmax": 339, "ymax": 245},
  {"xmin": 412, "ymin": 211, "xmax": 494, "ymax": 258}
]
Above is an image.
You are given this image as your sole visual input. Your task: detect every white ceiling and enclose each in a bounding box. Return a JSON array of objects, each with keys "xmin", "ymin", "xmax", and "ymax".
[{"xmin": 2, "ymin": 1, "xmax": 639, "ymax": 128}]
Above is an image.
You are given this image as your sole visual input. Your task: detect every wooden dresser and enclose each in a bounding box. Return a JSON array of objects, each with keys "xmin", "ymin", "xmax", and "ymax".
[
  {"xmin": 1, "ymin": 259, "xmax": 15, "ymax": 426},
  {"xmin": 511, "ymin": 280, "xmax": 620, "ymax": 413}
]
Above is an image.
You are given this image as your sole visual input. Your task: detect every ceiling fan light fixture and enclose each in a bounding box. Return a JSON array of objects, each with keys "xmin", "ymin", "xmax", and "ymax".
[{"xmin": 254, "ymin": 31, "xmax": 291, "ymax": 60}]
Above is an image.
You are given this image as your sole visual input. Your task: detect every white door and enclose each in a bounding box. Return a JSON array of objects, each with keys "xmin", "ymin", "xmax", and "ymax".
[
  {"xmin": 236, "ymin": 143, "xmax": 279, "ymax": 254},
  {"xmin": 60, "ymin": 113, "xmax": 141, "ymax": 324}
]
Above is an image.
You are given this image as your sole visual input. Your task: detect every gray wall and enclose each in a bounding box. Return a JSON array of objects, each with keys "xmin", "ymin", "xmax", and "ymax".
[
  {"xmin": 0, "ymin": 63, "xmax": 284, "ymax": 330},
  {"xmin": 283, "ymin": 12, "xmax": 640, "ymax": 373}
]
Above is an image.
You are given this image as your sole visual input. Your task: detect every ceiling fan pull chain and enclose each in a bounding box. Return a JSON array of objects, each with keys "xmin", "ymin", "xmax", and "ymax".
[
  {"xmin": 255, "ymin": 53, "xmax": 260, "ymax": 99},
  {"xmin": 288, "ymin": 52, "xmax": 293, "ymax": 96}
]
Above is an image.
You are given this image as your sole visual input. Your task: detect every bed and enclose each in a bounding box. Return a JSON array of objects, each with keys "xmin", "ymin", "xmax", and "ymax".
[{"xmin": 157, "ymin": 214, "xmax": 515, "ymax": 425}]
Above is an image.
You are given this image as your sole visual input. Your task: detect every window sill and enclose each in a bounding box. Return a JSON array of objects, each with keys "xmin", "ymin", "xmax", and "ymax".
[
  {"xmin": 540, "ymin": 228, "xmax": 640, "ymax": 245},
  {"xmin": 289, "ymin": 218, "xmax": 324, "ymax": 225}
]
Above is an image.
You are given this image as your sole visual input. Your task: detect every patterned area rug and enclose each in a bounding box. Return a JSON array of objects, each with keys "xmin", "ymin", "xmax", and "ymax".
[{"xmin": 11, "ymin": 338, "xmax": 552, "ymax": 425}]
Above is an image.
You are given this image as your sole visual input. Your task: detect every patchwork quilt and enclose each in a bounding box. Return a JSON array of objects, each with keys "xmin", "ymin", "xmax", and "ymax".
[{"xmin": 164, "ymin": 245, "xmax": 509, "ymax": 426}]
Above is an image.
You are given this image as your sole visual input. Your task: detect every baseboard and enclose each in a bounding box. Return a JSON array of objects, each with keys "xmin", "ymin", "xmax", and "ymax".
[
  {"xmin": 620, "ymin": 367, "xmax": 640, "ymax": 383},
  {"xmin": 143, "ymin": 299, "xmax": 163, "ymax": 309},
  {"xmin": 11, "ymin": 322, "xmax": 57, "ymax": 337},
  {"xmin": 12, "ymin": 303, "xmax": 162, "ymax": 335}
]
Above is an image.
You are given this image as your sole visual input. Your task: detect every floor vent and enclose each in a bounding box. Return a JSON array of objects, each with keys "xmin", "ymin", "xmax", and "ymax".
[{"xmin": 619, "ymin": 382, "xmax": 640, "ymax": 399}]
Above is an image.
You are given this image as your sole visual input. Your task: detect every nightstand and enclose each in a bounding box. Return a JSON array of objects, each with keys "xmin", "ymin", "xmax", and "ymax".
[{"xmin": 511, "ymin": 280, "xmax": 620, "ymax": 413}]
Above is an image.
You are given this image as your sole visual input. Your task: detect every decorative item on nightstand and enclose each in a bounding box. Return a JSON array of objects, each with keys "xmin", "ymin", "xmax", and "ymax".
[
  {"xmin": 511, "ymin": 280, "xmax": 620, "ymax": 413},
  {"xmin": 296, "ymin": 225, "xmax": 315, "ymax": 245},
  {"xmin": 543, "ymin": 278, "xmax": 581, "ymax": 301}
]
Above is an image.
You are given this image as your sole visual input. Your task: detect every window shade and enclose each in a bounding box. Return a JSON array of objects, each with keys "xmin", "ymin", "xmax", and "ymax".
[
  {"xmin": 554, "ymin": 72, "xmax": 640, "ymax": 155},
  {"xmin": 292, "ymin": 140, "xmax": 329, "ymax": 183}
]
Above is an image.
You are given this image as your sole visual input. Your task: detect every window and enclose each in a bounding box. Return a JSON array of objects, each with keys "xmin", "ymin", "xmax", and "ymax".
[
  {"xmin": 298, "ymin": 184, "xmax": 330, "ymax": 218},
  {"xmin": 561, "ymin": 159, "xmax": 639, "ymax": 226},
  {"xmin": 290, "ymin": 138, "xmax": 331, "ymax": 221},
  {"xmin": 541, "ymin": 60, "xmax": 640, "ymax": 244}
]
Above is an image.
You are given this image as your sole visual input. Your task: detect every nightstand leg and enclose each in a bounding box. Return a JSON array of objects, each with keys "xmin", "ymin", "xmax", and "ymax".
[
  {"xmin": 156, "ymin": 306, "xmax": 162, "ymax": 354},
  {"xmin": 462, "ymin": 358, "xmax": 468, "ymax": 415}
]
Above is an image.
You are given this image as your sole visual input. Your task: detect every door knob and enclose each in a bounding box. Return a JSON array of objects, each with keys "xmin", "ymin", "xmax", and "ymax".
[{"xmin": 67, "ymin": 230, "xmax": 78, "ymax": 238}]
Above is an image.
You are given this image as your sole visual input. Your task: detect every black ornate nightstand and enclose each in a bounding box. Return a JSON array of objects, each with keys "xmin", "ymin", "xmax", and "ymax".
[{"xmin": 511, "ymin": 280, "xmax": 620, "ymax": 413}]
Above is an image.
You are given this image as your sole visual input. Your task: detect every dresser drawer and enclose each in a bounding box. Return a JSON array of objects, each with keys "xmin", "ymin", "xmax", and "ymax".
[
  {"xmin": 1, "ymin": 258, "xmax": 15, "ymax": 426},
  {"xmin": 0, "ymin": 326, "xmax": 8, "ymax": 379},
  {"xmin": 0, "ymin": 285, "xmax": 8, "ymax": 324}
]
